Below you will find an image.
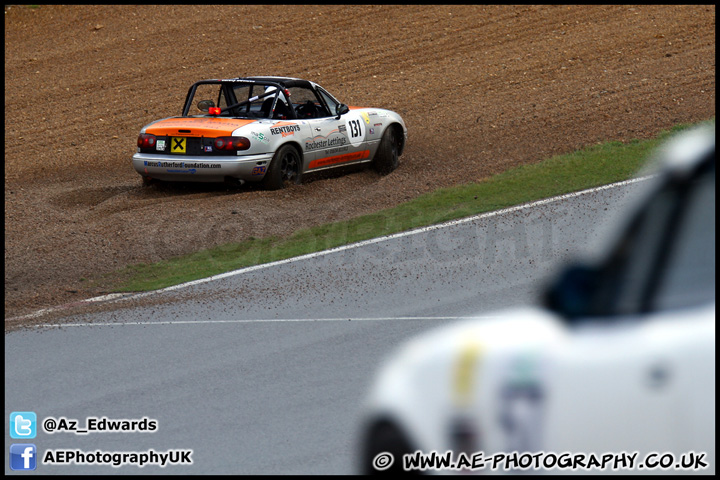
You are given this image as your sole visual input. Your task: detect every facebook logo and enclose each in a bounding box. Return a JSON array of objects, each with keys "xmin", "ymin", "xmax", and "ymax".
[
  {"xmin": 10, "ymin": 444, "xmax": 37, "ymax": 470},
  {"xmin": 10, "ymin": 412, "xmax": 36, "ymax": 439}
]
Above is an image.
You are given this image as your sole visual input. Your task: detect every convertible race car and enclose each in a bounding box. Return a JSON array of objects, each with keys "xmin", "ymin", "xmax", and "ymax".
[
  {"xmin": 358, "ymin": 125, "xmax": 715, "ymax": 474},
  {"xmin": 132, "ymin": 76, "xmax": 407, "ymax": 189}
]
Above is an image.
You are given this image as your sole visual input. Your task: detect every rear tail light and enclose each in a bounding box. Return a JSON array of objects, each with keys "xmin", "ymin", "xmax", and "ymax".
[
  {"xmin": 137, "ymin": 133, "xmax": 156, "ymax": 148},
  {"xmin": 214, "ymin": 136, "xmax": 251, "ymax": 151}
]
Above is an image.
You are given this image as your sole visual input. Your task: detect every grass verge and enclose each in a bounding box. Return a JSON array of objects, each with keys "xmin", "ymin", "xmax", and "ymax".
[{"xmin": 112, "ymin": 121, "xmax": 712, "ymax": 292}]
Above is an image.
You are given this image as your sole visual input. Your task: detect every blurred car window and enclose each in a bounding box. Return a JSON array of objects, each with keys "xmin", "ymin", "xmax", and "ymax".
[
  {"xmin": 583, "ymin": 145, "xmax": 715, "ymax": 317},
  {"xmin": 600, "ymin": 186, "xmax": 678, "ymax": 315},
  {"xmin": 652, "ymin": 159, "xmax": 715, "ymax": 310}
]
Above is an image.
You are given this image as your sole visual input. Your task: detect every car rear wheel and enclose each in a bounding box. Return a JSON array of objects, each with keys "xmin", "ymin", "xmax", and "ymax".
[
  {"xmin": 263, "ymin": 144, "xmax": 302, "ymax": 190},
  {"xmin": 372, "ymin": 127, "xmax": 399, "ymax": 175}
]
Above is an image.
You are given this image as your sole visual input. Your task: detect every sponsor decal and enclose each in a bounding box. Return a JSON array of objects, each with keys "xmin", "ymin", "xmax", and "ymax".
[
  {"xmin": 182, "ymin": 162, "xmax": 220, "ymax": 169},
  {"xmin": 327, "ymin": 146, "xmax": 349, "ymax": 155},
  {"xmin": 498, "ymin": 353, "xmax": 545, "ymax": 456},
  {"xmin": 251, "ymin": 166, "xmax": 267, "ymax": 175},
  {"xmin": 144, "ymin": 161, "xmax": 221, "ymax": 169},
  {"xmin": 308, "ymin": 149, "xmax": 370, "ymax": 169},
  {"xmin": 156, "ymin": 139, "xmax": 166, "ymax": 151},
  {"xmin": 369, "ymin": 128, "xmax": 375, "ymax": 135},
  {"xmin": 170, "ymin": 137, "xmax": 186, "ymax": 153},
  {"xmin": 338, "ymin": 124, "xmax": 347, "ymax": 133},
  {"xmin": 369, "ymin": 111, "xmax": 378, "ymax": 116},
  {"xmin": 204, "ymin": 145, "xmax": 213, "ymax": 152},
  {"xmin": 374, "ymin": 123, "xmax": 383, "ymax": 127},
  {"xmin": 251, "ymin": 131, "xmax": 269, "ymax": 144},
  {"xmin": 360, "ymin": 112, "xmax": 371, "ymax": 125},
  {"xmin": 304, "ymin": 135, "xmax": 348, "ymax": 151},
  {"xmin": 270, "ymin": 124, "xmax": 300, "ymax": 137}
]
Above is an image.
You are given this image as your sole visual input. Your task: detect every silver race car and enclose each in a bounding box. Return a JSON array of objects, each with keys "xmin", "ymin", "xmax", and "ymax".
[{"xmin": 132, "ymin": 76, "xmax": 407, "ymax": 189}]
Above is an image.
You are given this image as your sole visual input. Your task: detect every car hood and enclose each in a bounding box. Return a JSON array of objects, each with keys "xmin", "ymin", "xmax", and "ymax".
[{"xmin": 141, "ymin": 116, "xmax": 258, "ymax": 137}]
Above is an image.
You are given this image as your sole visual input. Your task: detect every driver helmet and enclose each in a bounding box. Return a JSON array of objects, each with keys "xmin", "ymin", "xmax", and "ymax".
[{"xmin": 264, "ymin": 86, "xmax": 288, "ymax": 106}]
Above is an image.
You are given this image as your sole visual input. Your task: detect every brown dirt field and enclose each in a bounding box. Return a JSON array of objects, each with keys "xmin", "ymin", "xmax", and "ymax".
[{"xmin": 4, "ymin": 5, "xmax": 715, "ymax": 328}]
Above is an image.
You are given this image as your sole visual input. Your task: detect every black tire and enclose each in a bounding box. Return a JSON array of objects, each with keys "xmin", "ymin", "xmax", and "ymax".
[
  {"xmin": 361, "ymin": 422, "xmax": 418, "ymax": 475},
  {"xmin": 262, "ymin": 144, "xmax": 302, "ymax": 190},
  {"xmin": 372, "ymin": 127, "xmax": 400, "ymax": 175}
]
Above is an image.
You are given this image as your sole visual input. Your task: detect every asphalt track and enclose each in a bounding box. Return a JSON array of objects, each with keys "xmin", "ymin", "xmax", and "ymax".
[{"xmin": 4, "ymin": 180, "xmax": 645, "ymax": 475}]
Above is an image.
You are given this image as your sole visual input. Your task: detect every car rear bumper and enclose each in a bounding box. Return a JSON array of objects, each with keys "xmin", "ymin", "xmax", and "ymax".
[{"xmin": 132, "ymin": 152, "xmax": 274, "ymax": 183}]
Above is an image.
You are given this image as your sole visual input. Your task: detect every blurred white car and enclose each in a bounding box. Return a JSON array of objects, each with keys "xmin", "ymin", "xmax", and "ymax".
[{"xmin": 358, "ymin": 125, "xmax": 715, "ymax": 474}]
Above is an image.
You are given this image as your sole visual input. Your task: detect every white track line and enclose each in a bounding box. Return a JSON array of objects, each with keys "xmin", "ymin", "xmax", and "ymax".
[
  {"xmin": 7, "ymin": 176, "xmax": 652, "ymax": 324},
  {"xmin": 37, "ymin": 315, "xmax": 497, "ymax": 328}
]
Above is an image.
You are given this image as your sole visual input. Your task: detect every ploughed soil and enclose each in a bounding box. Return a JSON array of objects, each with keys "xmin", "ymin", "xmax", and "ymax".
[{"xmin": 4, "ymin": 5, "xmax": 715, "ymax": 329}]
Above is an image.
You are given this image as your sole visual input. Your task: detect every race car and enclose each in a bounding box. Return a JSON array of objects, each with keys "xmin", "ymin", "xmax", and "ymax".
[
  {"xmin": 357, "ymin": 124, "xmax": 715, "ymax": 474},
  {"xmin": 132, "ymin": 76, "xmax": 407, "ymax": 189}
]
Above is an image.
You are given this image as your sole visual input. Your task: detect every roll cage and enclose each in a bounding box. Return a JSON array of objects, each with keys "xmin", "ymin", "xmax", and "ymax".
[{"xmin": 181, "ymin": 78, "xmax": 342, "ymax": 120}]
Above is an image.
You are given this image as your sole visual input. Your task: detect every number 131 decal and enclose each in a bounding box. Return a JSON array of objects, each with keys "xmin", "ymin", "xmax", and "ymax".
[
  {"xmin": 345, "ymin": 114, "xmax": 365, "ymax": 147},
  {"xmin": 348, "ymin": 119, "xmax": 362, "ymax": 138}
]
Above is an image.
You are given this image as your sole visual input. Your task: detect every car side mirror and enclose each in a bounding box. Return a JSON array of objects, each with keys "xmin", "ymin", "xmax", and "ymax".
[
  {"xmin": 197, "ymin": 99, "xmax": 215, "ymax": 112},
  {"xmin": 336, "ymin": 103, "xmax": 349, "ymax": 119},
  {"xmin": 543, "ymin": 263, "xmax": 600, "ymax": 320}
]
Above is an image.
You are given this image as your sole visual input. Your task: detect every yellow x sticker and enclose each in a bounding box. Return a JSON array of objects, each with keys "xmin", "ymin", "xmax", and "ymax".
[{"xmin": 171, "ymin": 137, "xmax": 186, "ymax": 153}]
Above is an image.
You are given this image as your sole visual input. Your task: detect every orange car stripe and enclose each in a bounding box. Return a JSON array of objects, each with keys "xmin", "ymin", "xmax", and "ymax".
[
  {"xmin": 308, "ymin": 149, "xmax": 370, "ymax": 169},
  {"xmin": 272, "ymin": 121, "xmax": 298, "ymax": 128},
  {"xmin": 145, "ymin": 117, "xmax": 257, "ymax": 137}
]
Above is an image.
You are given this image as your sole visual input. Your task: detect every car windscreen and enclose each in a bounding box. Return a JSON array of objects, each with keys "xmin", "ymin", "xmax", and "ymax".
[
  {"xmin": 651, "ymin": 158, "xmax": 715, "ymax": 311},
  {"xmin": 587, "ymin": 155, "xmax": 715, "ymax": 316}
]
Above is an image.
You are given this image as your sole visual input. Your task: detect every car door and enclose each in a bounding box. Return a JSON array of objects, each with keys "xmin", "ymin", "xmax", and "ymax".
[
  {"xmin": 301, "ymin": 88, "xmax": 370, "ymax": 171},
  {"xmin": 538, "ymin": 321, "xmax": 680, "ymax": 456}
]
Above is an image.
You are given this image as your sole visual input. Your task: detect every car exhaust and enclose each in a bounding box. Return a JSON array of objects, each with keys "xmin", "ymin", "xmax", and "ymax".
[{"xmin": 224, "ymin": 176, "xmax": 245, "ymax": 186}]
